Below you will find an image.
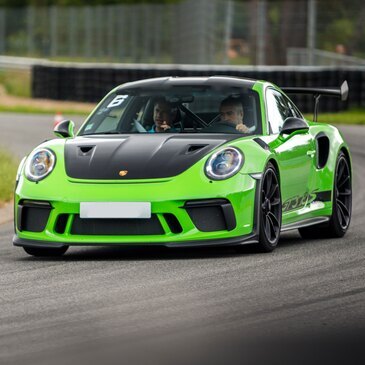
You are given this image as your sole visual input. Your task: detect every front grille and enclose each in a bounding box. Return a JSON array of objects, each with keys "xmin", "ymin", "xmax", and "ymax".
[
  {"xmin": 71, "ymin": 214, "xmax": 164, "ymax": 235},
  {"xmin": 17, "ymin": 200, "xmax": 52, "ymax": 232}
]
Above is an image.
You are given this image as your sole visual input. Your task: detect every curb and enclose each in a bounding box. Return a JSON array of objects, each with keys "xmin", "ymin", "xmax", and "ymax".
[{"xmin": 0, "ymin": 200, "xmax": 13, "ymax": 225}]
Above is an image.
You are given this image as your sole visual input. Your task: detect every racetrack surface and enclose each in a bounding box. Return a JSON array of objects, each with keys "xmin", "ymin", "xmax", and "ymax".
[{"xmin": 0, "ymin": 114, "xmax": 364, "ymax": 365}]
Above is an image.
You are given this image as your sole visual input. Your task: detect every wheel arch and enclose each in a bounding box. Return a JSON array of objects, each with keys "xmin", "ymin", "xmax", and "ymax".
[
  {"xmin": 340, "ymin": 145, "xmax": 352, "ymax": 172},
  {"xmin": 267, "ymin": 158, "xmax": 281, "ymax": 184}
]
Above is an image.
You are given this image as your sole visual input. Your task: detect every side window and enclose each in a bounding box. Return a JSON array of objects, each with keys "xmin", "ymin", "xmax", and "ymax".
[{"xmin": 266, "ymin": 89, "xmax": 292, "ymax": 134}]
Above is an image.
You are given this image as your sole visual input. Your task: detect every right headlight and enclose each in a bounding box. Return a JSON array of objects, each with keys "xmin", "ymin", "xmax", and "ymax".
[
  {"xmin": 24, "ymin": 148, "xmax": 56, "ymax": 182},
  {"xmin": 205, "ymin": 147, "xmax": 244, "ymax": 180}
]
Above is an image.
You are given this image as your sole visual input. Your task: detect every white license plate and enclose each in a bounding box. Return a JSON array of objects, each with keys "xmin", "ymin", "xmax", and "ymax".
[{"xmin": 80, "ymin": 202, "xmax": 151, "ymax": 219}]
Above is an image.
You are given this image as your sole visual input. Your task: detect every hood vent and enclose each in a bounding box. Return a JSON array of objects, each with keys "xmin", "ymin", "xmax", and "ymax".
[
  {"xmin": 79, "ymin": 146, "xmax": 94, "ymax": 155},
  {"xmin": 186, "ymin": 144, "xmax": 208, "ymax": 154}
]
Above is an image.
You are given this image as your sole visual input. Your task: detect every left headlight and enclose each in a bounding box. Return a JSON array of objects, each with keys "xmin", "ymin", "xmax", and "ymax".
[
  {"xmin": 24, "ymin": 148, "xmax": 56, "ymax": 182},
  {"xmin": 205, "ymin": 147, "xmax": 244, "ymax": 180}
]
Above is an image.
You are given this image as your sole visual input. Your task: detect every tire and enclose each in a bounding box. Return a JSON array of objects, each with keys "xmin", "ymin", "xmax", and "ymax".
[
  {"xmin": 23, "ymin": 246, "xmax": 69, "ymax": 257},
  {"xmin": 256, "ymin": 163, "xmax": 282, "ymax": 252},
  {"xmin": 299, "ymin": 151, "xmax": 352, "ymax": 239}
]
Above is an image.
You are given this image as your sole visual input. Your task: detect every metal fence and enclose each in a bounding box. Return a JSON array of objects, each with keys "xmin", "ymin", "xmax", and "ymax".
[
  {"xmin": 0, "ymin": 0, "xmax": 240, "ymax": 65},
  {"xmin": 0, "ymin": 0, "xmax": 365, "ymax": 66}
]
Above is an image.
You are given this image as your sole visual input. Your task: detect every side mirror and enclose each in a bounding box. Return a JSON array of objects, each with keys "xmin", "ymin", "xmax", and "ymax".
[
  {"xmin": 280, "ymin": 117, "xmax": 309, "ymax": 135},
  {"xmin": 54, "ymin": 120, "xmax": 75, "ymax": 138}
]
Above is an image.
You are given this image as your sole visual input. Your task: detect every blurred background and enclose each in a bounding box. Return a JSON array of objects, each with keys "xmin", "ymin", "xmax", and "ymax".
[
  {"xmin": 1, "ymin": 0, "xmax": 365, "ymax": 66},
  {"xmin": 0, "ymin": 0, "xmax": 364, "ymax": 112},
  {"xmin": 0, "ymin": 0, "xmax": 365, "ymax": 106}
]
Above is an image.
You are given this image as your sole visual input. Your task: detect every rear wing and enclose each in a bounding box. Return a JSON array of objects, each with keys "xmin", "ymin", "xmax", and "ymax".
[{"xmin": 281, "ymin": 81, "xmax": 348, "ymax": 122}]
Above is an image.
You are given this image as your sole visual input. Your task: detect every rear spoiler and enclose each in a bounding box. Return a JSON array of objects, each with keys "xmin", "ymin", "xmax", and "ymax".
[{"xmin": 281, "ymin": 81, "xmax": 348, "ymax": 122}]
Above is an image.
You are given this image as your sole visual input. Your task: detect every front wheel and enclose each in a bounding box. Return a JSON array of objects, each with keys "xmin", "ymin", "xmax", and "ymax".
[
  {"xmin": 256, "ymin": 163, "xmax": 282, "ymax": 252},
  {"xmin": 299, "ymin": 151, "xmax": 352, "ymax": 239},
  {"xmin": 23, "ymin": 246, "xmax": 69, "ymax": 257}
]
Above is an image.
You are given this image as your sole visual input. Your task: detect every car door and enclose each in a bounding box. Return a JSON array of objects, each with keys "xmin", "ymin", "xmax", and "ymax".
[{"xmin": 265, "ymin": 88, "xmax": 316, "ymax": 211}]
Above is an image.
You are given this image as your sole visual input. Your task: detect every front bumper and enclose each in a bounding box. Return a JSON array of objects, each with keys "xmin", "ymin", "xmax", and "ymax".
[{"xmin": 14, "ymin": 170, "xmax": 258, "ymax": 247}]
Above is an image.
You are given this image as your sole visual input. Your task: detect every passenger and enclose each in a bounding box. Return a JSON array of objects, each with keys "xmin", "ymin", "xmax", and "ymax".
[
  {"xmin": 149, "ymin": 99, "xmax": 178, "ymax": 133},
  {"xmin": 203, "ymin": 97, "xmax": 250, "ymax": 133}
]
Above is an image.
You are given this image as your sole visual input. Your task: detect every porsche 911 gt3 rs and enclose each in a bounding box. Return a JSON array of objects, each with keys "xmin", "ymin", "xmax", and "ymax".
[{"xmin": 13, "ymin": 76, "xmax": 352, "ymax": 256}]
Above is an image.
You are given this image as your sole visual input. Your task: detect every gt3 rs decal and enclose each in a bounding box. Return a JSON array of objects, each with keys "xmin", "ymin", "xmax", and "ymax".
[
  {"xmin": 282, "ymin": 190, "xmax": 332, "ymax": 212},
  {"xmin": 282, "ymin": 192, "xmax": 316, "ymax": 212}
]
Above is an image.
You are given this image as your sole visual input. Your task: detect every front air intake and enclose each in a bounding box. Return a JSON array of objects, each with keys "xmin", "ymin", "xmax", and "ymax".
[
  {"xmin": 184, "ymin": 199, "xmax": 236, "ymax": 232},
  {"xmin": 17, "ymin": 200, "xmax": 52, "ymax": 232}
]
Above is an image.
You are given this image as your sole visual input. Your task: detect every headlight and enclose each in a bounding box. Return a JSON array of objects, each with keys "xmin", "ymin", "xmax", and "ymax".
[
  {"xmin": 24, "ymin": 148, "xmax": 56, "ymax": 182},
  {"xmin": 205, "ymin": 147, "xmax": 243, "ymax": 180}
]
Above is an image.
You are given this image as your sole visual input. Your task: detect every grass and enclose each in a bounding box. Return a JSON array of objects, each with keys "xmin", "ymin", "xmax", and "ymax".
[
  {"xmin": 304, "ymin": 108, "xmax": 365, "ymax": 125},
  {"xmin": 0, "ymin": 104, "xmax": 89, "ymax": 116},
  {"xmin": 316, "ymin": 109, "xmax": 365, "ymax": 125},
  {"xmin": 0, "ymin": 69, "xmax": 31, "ymax": 98},
  {"xmin": 0, "ymin": 150, "xmax": 18, "ymax": 204}
]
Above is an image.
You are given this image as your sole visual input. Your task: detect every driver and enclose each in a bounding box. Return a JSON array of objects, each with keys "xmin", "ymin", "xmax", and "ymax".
[
  {"xmin": 203, "ymin": 97, "xmax": 250, "ymax": 133},
  {"xmin": 149, "ymin": 99, "xmax": 178, "ymax": 133}
]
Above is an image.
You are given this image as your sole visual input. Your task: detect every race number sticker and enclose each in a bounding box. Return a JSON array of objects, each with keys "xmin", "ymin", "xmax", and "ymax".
[{"xmin": 107, "ymin": 95, "xmax": 128, "ymax": 108}]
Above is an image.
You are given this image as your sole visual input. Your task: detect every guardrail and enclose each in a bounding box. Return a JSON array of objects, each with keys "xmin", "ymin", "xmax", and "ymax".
[{"xmin": 0, "ymin": 55, "xmax": 49, "ymax": 70}]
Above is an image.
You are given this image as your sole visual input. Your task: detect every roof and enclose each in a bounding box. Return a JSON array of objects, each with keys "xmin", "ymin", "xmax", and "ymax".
[{"xmin": 117, "ymin": 76, "xmax": 257, "ymax": 92}]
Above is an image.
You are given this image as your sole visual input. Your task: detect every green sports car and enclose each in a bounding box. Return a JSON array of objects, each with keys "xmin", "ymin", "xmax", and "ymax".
[{"xmin": 13, "ymin": 76, "xmax": 352, "ymax": 256}]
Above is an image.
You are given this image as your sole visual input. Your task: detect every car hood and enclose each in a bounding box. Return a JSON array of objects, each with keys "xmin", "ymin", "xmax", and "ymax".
[{"xmin": 64, "ymin": 134, "xmax": 242, "ymax": 180}]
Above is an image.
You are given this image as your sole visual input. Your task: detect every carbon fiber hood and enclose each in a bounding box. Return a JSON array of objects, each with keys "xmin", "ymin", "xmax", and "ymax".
[{"xmin": 64, "ymin": 134, "xmax": 241, "ymax": 180}]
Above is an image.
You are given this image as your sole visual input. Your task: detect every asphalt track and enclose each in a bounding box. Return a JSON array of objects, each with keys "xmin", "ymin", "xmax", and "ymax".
[{"xmin": 0, "ymin": 114, "xmax": 364, "ymax": 365}]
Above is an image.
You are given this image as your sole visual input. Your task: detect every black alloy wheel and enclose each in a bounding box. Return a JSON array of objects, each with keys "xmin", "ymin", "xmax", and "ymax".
[
  {"xmin": 257, "ymin": 163, "xmax": 282, "ymax": 252},
  {"xmin": 335, "ymin": 154, "xmax": 352, "ymax": 231},
  {"xmin": 299, "ymin": 151, "xmax": 352, "ymax": 239}
]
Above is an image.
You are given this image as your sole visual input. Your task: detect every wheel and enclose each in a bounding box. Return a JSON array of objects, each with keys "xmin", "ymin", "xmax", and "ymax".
[
  {"xmin": 23, "ymin": 246, "xmax": 69, "ymax": 257},
  {"xmin": 299, "ymin": 151, "xmax": 352, "ymax": 239},
  {"xmin": 256, "ymin": 163, "xmax": 282, "ymax": 252}
]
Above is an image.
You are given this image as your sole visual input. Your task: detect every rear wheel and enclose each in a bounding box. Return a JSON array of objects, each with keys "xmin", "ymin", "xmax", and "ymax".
[
  {"xmin": 299, "ymin": 151, "xmax": 352, "ymax": 239},
  {"xmin": 23, "ymin": 246, "xmax": 69, "ymax": 257},
  {"xmin": 256, "ymin": 163, "xmax": 282, "ymax": 252}
]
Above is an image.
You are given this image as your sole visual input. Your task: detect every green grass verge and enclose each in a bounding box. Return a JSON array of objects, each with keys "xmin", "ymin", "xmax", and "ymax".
[
  {"xmin": 0, "ymin": 69, "xmax": 31, "ymax": 98},
  {"xmin": 0, "ymin": 104, "xmax": 89, "ymax": 116},
  {"xmin": 0, "ymin": 150, "xmax": 18, "ymax": 204},
  {"xmin": 305, "ymin": 108, "xmax": 365, "ymax": 125}
]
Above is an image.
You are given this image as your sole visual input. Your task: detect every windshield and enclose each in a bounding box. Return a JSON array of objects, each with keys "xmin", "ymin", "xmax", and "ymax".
[{"xmin": 78, "ymin": 86, "xmax": 262, "ymax": 136}]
